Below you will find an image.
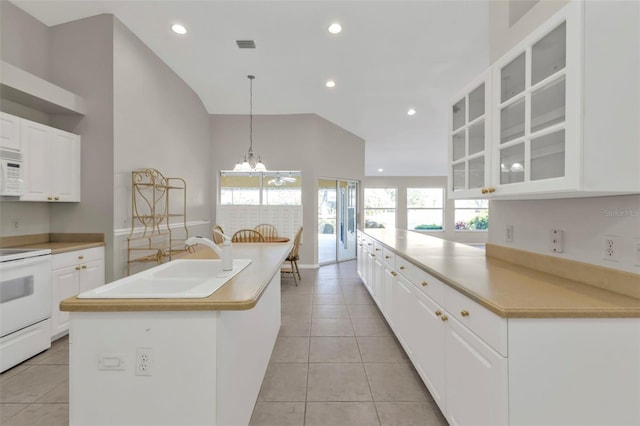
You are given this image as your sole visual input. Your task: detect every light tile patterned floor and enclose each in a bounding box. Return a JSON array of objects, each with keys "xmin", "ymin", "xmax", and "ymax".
[{"xmin": 0, "ymin": 260, "xmax": 447, "ymax": 426}]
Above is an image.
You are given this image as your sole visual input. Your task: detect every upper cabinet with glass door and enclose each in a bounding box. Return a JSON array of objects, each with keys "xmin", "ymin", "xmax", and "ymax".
[
  {"xmin": 448, "ymin": 71, "xmax": 492, "ymax": 199},
  {"xmin": 487, "ymin": 0, "xmax": 640, "ymax": 198},
  {"xmin": 447, "ymin": 1, "xmax": 640, "ymax": 201}
]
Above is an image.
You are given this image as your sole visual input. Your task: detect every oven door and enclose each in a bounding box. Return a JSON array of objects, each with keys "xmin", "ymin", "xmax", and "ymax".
[{"xmin": 0, "ymin": 255, "xmax": 52, "ymax": 337}]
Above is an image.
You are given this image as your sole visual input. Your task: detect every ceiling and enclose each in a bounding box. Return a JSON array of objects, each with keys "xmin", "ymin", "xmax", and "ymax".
[{"xmin": 13, "ymin": 0, "xmax": 489, "ymax": 176}]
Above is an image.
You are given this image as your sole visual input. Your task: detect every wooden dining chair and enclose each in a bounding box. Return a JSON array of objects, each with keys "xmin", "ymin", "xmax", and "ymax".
[
  {"xmin": 231, "ymin": 229, "xmax": 265, "ymax": 243},
  {"xmin": 255, "ymin": 224, "xmax": 278, "ymax": 240},
  {"xmin": 282, "ymin": 226, "xmax": 303, "ymax": 285},
  {"xmin": 212, "ymin": 224, "xmax": 225, "ymax": 244}
]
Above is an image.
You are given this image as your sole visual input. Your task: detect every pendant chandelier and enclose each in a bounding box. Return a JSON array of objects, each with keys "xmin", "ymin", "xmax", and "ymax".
[{"xmin": 233, "ymin": 75, "xmax": 267, "ymax": 172}]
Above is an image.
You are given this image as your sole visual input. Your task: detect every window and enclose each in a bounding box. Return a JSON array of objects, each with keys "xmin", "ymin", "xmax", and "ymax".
[
  {"xmin": 455, "ymin": 200, "xmax": 489, "ymax": 231},
  {"xmin": 364, "ymin": 188, "xmax": 396, "ymax": 229},
  {"xmin": 407, "ymin": 188, "xmax": 444, "ymax": 231},
  {"xmin": 219, "ymin": 171, "xmax": 301, "ymax": 205}
]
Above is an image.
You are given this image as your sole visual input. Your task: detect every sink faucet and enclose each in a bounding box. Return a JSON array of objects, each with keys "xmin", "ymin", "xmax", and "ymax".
[{"xmin": 185, "ymin": 230, "xmax": 233, "ymax": 271}]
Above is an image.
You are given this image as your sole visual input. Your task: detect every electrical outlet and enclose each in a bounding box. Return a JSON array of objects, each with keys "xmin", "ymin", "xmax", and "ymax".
[
  {"xmin": 505, "ymin": 225, "xmax": 513, "ymax": 243},
  {"xmin": 602, "ymin": 235, "xmax": 622, "ymax": 262},
  {"xmin": 634, "ymin": 238, "xmax": 640, "ymax": 266},
  {"xmin": 550, "ymin": 229, "xmax": 564, "ymax": 253},
  {"xmin": 10, "ymin": 218, "xmax": 20, "ymax": 231},
  {"xmin": 135, "ymin": 348, "xmax": 152, "ymax": 376}
]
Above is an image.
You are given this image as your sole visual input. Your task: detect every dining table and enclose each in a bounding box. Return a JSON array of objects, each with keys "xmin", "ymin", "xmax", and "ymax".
[{"xmin": 263, "ymin": 236, "xmax": 290, "ymax": 243}]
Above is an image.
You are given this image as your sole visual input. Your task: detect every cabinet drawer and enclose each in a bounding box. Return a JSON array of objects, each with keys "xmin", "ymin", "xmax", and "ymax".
[
  {"xmin": 444, "ymin": 286, "xmax": 507, "ymax": 356},
  {"xmin": 53, "ymin": 246, "xmax": 104, "ymax": 269},
  {"xmin": 372, "ymin": 241, "xmax": 383, "ymax": 256},
  {"xmin": 395, "ymin": 256, "xmax": 445, "ymax": 306},
  {"xmin": 381, "ymin": 246, "xmax": 395, "ymax": 266}
]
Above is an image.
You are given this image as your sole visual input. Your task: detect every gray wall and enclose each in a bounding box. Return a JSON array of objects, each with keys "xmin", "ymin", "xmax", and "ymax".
[
  {"xmin": 489, "ymin": 0, "xmax": 569, "ymax": 62},
  {"xmin": 111, "ymin": 18, "xmax": 212, "ymax": 279},
  {"xmin": 47, "ymin": 14, "xmax": 116, "ymax": 280},
  {"xmin": 0, "ymin": 8, "xmax": 213, "ymax": 281},
  {"xmin": 488, "ymin": 0, "xmax": 639, "ymax": 274},
  {"xmin": 363, "ymin": 176, "xmax": 488, "ymax": 245},
  {"xmin": 0, "ymin": 2, "xmax": 51, "ymax": 237},
  {"xmin": 210, "ymin": 113, "xmax": 365, "ymax": 265}
]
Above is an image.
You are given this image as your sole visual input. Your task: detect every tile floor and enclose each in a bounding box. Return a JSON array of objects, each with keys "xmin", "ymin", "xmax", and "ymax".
[{"xmin": 0, "ymin": 260, "xmax": 447, "ymax": 426}]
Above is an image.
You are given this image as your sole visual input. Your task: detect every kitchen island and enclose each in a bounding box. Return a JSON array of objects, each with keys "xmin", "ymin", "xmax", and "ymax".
[{"xmin": 60, "ymin": 242, "xmax": 291, "ymax": 426}]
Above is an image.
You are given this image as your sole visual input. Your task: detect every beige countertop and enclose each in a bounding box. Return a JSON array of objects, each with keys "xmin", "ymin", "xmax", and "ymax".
[
  {"xmin": 362, "ymin": 229, "xmax": 640, "ymax": 319},
  {"xmin": 0, "ymin": 233, "xmax": 105, "ymax": 254},
  {"xmin": 60, "ymin": 242, "xmax": 292, "ymax": 312}
]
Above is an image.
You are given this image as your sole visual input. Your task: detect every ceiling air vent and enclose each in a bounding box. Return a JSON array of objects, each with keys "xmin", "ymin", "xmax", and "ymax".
[{"xmin": 236, "ymin": 40, "xmax": 256, "ymax": 49}]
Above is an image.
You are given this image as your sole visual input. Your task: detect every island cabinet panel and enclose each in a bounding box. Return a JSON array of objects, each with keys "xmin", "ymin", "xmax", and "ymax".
[
  {"xmin": 69, "ymin": 312, "xmax": 219, "ymax": 426},
  {"xmin": 67, "ymin": 273, "xmax": 282, "ymax": 426}
]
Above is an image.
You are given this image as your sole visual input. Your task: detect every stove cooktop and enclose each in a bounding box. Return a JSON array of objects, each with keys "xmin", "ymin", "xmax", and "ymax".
[{"xmin": 0, "ymin": 248, "xmax": 52, "ymax": 262}]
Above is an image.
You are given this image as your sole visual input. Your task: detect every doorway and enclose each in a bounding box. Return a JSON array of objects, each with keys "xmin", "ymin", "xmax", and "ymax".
[{"xmin": 318, "ymin": 178, "xmax": 358, "ymax": 265}]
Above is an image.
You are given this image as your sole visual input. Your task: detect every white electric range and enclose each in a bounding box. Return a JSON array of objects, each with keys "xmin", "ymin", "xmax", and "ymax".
[{"xmin": 0, "ymin": 247, "xmax": 52, "ymax": 372}]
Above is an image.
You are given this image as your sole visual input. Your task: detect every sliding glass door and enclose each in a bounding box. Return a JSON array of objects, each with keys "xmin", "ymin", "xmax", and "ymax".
[{"xmin": 318, "ymin": 178, "xmax": 358, "ymax": 265}]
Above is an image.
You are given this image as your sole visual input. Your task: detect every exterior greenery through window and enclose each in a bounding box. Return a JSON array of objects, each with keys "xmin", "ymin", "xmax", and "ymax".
[
  {"xmin": 407, "ymin": 188, "xmax": 444, "ymax": 231},
  {"xmin": 455, "ymin": 200, "xmax": 489, "ymax": 230},
  {"xmin": 219, "ymin": 171, "xmax": 302, "ymax": 205},
  {"xmin": 364, "ymin": 188, "xmax": 396, "ymax": 229}
]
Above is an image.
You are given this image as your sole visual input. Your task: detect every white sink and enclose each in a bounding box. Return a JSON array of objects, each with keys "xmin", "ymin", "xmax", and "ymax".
[{"xmin": 78, "ymin": 258, "xmax": 252, "ymax": 299}]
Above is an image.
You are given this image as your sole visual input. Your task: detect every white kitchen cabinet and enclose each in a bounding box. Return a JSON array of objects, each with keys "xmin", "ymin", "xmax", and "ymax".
[
  {"xmin": 450, "ymin": 1, "xmax": 640, "ymax": 199},
  {"xmin": 410, "ymin": 287, "xmax": 447, "ymax": 414},
  {"xmin": 20, "ymin": 118, "xmax": 80, "ymax": 202},
  {"xmin": 448, "ymin": 71, "xmax": 492, "ymax": 199},
  {"xmin": 51, "ymin": 247, "xmax": 104, "ymax": 339},
  {"xmin": 445, "ymin": 315, "xmax": 508, "ymax": 426},
  {"xmin": 0, "ymin": 112, "xmax": 21, "ymax": 152}
]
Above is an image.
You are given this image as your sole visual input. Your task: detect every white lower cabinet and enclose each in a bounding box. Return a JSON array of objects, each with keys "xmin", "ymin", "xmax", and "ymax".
[
  {"xmin": 357, "ymin": 236, "xmax": 639, "ymax": 425},
  {"xmin": 410, "ymin": 288, "xmax": 447, "ymax": 414},
  {"xmin": 445, "ymin": 315, "xmax": 508, "ymax": 426},
  {"xmin": 51, "ymin": 247, "xmax": 105, "ymax": 339}
]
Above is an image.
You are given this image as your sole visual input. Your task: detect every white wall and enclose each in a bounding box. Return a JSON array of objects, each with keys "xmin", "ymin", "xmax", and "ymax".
[
  {"xmin": 488, "ymin": 0, "xmax": 639, "ymax": 274},
  {"xmin": 489, "ymin": 195, "xmax": 640, "ymax": 274},
  {"xmin": 210, "ymin": 113, "xmax": 365, "ymax": 266},
  {"xmin": 363, "ymin": 176, "xmax": 488, "ymax": 245}
]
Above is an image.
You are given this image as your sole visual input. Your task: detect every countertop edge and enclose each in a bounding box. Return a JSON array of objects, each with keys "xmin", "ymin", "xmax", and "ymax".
[
  {"xmin": 60, "ymin": 243, "xmax": 292, "ymax": 312},
  {"xmin": 362, "ymin": 229, "xmax": 640, "ymax": 319}
]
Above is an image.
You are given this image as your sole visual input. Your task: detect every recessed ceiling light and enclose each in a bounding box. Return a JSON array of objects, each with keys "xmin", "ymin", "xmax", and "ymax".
[
  {"xmin": 407, "ymin": 108, "xmax": 416, "ymax": 116},
  {"xmin": 171, "ymin": 24, "xmax": 187, "ymax": 35},
  {"xmin": 378, "ymin": 168, "xmax": 383, "ymax": 172},
  {"xmin": 328, "ymin": 23, "xmax": 342, "ymax": 34},
  {"xmin": 325, "ymin": 80, "xmax": 336, "ymax": 88}
]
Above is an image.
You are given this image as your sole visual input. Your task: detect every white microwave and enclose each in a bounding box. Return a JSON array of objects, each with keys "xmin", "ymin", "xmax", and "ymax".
[{"xmin": 0, "ymin": 149, "xmax": 23, "ymax": 196}]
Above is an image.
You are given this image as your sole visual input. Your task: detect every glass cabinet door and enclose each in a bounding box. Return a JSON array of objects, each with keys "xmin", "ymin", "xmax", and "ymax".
[
  {"xmin": 494, "ymin": 17, "xmax": 568, "ymax": 192},
  {"xmin": 449, "ymin": 71, "xmax": 490, "ymax": 198}
]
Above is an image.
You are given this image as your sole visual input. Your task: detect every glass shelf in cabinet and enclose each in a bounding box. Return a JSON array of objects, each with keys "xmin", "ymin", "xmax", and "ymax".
[
  {"xmin": 500, "ymin": 97, "xmax": 525, "ymax": 144},
  {"xmin": 452, "ymin": 98, "xmax": 466, "ymax": 131},
  {"xmin": 531, "ymin": 77, "xmax": 566, "ymax": 133},
  {"xmin": 468, "ymin": 121, "xmax": 485, "ymax": 156},
  {"xmin": 500, "ymin": 143, "xmax": 526, "ymax": 185},
  {"xmin": 452, "ymin": 162, "xmax": 466, "ymax": 191},
  {"xmin": 532, "ymin": 22, "xmax": 567, "ymax": 86},
  {"xmin": 501, "ymin": 52, "xmax": 526, "ymax": 103},
  {"xmin": 530, "ymin": 129, "xmax": 565, "ymax": 181},
  {"xmin": 452, "ymin": 130, "xmax": 466, "ymax": 161},
  {"xmin": 468, "ymin": 83, "xmax": 485, "ymax": 122}
]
